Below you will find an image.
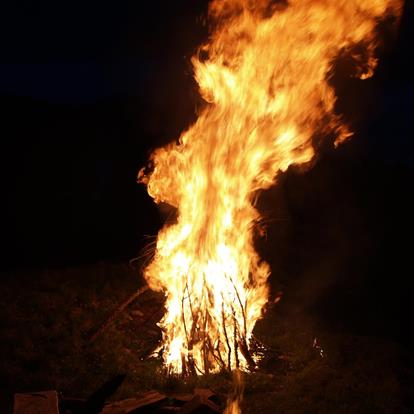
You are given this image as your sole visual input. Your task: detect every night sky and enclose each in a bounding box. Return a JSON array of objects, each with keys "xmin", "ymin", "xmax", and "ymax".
[
  {"xmin": 0, "ymin": 1, "xmax": 209, "ymax": 267},
  {"xmin": 1, "ymin": 0, "xmax": 413, "ymax": 344}
]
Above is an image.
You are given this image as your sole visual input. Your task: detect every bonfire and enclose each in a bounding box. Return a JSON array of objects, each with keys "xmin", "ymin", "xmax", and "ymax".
[{"xmin": 138, "ymin": 0, "xmax": 402, "ymax": 411}]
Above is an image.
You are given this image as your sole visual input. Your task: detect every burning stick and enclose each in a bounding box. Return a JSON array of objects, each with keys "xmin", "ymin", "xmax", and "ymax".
[
  {"xmin": 232, "ymin": 307, "xmax": 240, "ymax": 369},
  {"xmin": 221, "ymin": 300, "xmax": 233, "ymax": 371}
]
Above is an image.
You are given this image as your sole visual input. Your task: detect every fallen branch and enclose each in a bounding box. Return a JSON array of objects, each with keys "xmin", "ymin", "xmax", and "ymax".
[{"xmin": 88, "ymin": 285, "xmax": 149, "ymax": 343}]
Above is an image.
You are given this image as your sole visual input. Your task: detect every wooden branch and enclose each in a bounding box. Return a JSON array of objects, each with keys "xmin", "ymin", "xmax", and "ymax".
[
  {"xmin": 232, "ymin": 307, "xmax": 240, "ymax": 369},
  {"xmin": 207, "ymin": 337, "xmax": 225, "ymax": 371},
  {"xmin": 230, "ymin": 277, "xmax": 247, "ymax": 337},
  {"xmin": 221, "ymin": 302, "xmax": 231, "ymax": 371},
  {"xmin": 238, "ymin": 337, "xmax": 256, "ymax": 370},
  {"xmin": 181, "ymin": 292, "xmax": 197, "ymax": 376},
  {"xmin": 88, "ymin": 285, "xmax": 149, "ymax": 343}
]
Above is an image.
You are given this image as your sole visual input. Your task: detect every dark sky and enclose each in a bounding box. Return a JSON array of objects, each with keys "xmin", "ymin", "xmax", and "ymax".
[
  {"xmin": 0, "ymin": 0, "xmax": 413, "ymax": 271},
  {"xmin": 0, "ymin": 1, "xmax": 207, "ymax": 101}
]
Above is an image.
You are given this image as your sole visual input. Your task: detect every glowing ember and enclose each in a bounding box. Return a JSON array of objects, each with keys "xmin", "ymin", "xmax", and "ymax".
[{"xmin": 139, "ymin": 0, "xmax": 402, "ymax": 375}]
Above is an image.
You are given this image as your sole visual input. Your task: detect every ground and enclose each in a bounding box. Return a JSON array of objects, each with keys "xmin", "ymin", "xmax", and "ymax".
[{"xmin": 1, "ymin": 261, "xmax": 413, "ymax": 413}]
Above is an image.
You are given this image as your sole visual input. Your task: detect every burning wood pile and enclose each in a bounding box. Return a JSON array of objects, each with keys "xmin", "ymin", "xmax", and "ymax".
[
  {"xmin": 137, "ymin": 0, "xmax": 402, "ymax": 378},
  {"xmin": 135, "ymin": 0, "xmax": 402, "ymax": 411}
]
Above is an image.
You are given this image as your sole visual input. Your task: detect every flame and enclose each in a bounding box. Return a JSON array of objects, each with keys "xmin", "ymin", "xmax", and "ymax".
[
  {"xmin": 224, "ymin": 369, "xmax": 244, "ymax": 414},
  {"xmin": 139, "ymin": 0, "xmax": 402, "ymax": 375}
]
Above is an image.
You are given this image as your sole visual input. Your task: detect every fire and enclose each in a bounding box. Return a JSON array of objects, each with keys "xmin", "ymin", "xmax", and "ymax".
[{"xmin": 139, "ymin": 0, "xmax": 402, "ymax": 375}]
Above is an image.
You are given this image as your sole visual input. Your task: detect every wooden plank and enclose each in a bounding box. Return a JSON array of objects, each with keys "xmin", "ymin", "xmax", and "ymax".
[
  {"xmin": 100, "ymin": 390, "xmax": 167, "ymax": 413},
  {"xmin": 13, "ymin": 390, "xmax": 59, "ymax": 414},
  {"xmin": 177, "ymin": 393, "xmax": 221, "ymax": 414},
  {"xmin": 177, "ymin": 395, "xmax": 202, "ymax": 414}
]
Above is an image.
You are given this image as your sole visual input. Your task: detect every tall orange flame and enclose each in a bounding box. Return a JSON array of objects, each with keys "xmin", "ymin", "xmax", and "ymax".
[{"xmin": 139, "ymin": 0, "xmax": 402, "ymax": 375}]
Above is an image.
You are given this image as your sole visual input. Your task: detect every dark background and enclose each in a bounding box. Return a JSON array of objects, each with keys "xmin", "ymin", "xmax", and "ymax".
[{"xmin": 1, "ymin": 1, "xmax": 413, "ymax": 344}]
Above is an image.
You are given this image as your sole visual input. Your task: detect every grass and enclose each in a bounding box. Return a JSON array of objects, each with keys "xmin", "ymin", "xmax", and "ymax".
[{"xmin": 1, "ymin": 261, "xmax": 413, "ymax": 413}]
